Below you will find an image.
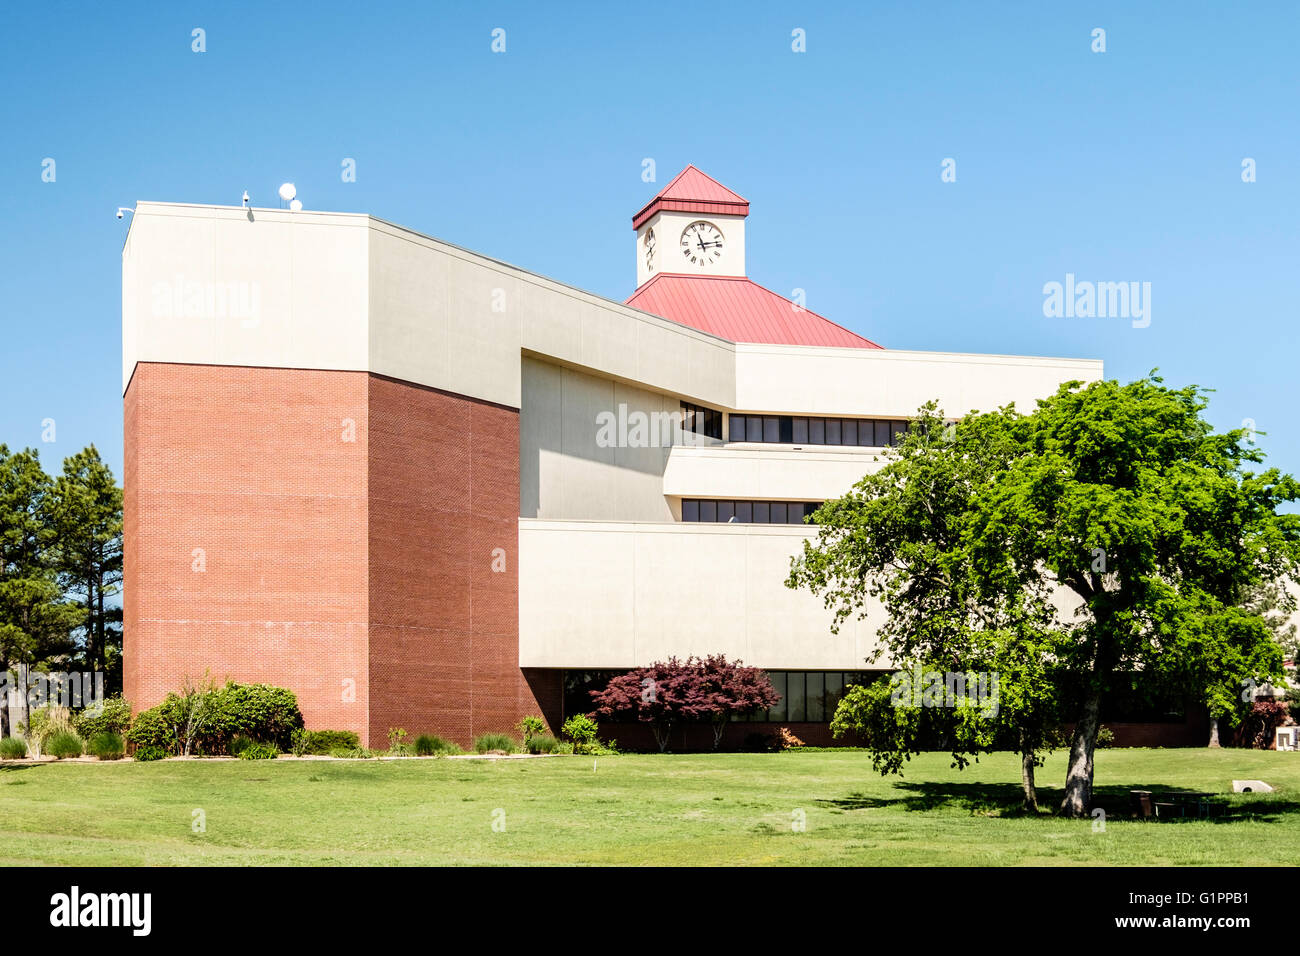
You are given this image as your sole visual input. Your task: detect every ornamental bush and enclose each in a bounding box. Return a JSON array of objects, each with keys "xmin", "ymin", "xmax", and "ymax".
[
  {"xmin": 125, "ymin": 705, "xmax": 178, "ymax": 753},
  {"xmin": 414, "ymin": 734, "xmax": 460, "ymax": 756},
  {"xmin": 237, "ymin": 742, "xmax": 278, "ymax": 760},
  {"xmin": 46, "ymin": 732, "xmax": 84, "ymax": 759},
  {"xmin": 560, "ymin": 714, "xmax": 598, "ymax": 750},
  {"xmin": 88, "ymin": 732, "xmax": 126, "ymax": 760},
  {"xmin": 473, "ymin": 732, "xmax": 518, "ymax": 754},
  {"xmin": 125, "ymin": 680, "xmax": 304, "ymax": 755},
  {"xmin": 72, "ymin": 695, "xmax": 133, "ymax": 740},
  {"xmin": 525, "ymin": 733, "xmax": 560, "ymax": 754},
  {"xmin": 133, "ymin": 745, "xmax": 167, "ymax": 762},
  {"xmin": 296, "ymin": 730, "xmax": 360, "ymax": 755},
  {"xmin": 0, "ymin": 737, "xmax": 29, "ymax": 759}
]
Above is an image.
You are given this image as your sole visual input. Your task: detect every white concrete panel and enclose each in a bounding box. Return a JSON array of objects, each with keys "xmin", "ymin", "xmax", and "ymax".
[
  {"xmin": 518, "ymin": 520, "xmax": 885, "ymax": 669},
  {"xmin": 735, "ymin": 344, "xmax": 1103, "ymax": 418},
  {"xmin": 663, "ymin": 445, "xmax": 888, "ymax": 501},
  {"xmin": 122, "ymin": 203, "xmax": 370, "ymax": 393},
  {"xmin": 518, "ymin": 523, "xmax": 637, "ymax": 668}
]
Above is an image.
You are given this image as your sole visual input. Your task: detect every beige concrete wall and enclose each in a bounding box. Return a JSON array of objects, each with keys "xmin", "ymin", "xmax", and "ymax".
[
  {"xmin": 518, "ymin": 519, "xmax": 886, "ymax": 669},
  {"xmin": 121, "ymin": 202, "xmax": 370, "ymax": 393},
  {"xmin": 735, "ymin": 344, "xmax": 1104, "ymax": 418},
  {"xmin": 521, "ymin": 357, "xmax": 678, "ymax": 521}
]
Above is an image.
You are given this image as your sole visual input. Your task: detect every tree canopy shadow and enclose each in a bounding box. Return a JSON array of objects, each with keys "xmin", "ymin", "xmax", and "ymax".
[{"xmin": 817, "ymin": 780, "xmax": 1300, "ymax": 822}]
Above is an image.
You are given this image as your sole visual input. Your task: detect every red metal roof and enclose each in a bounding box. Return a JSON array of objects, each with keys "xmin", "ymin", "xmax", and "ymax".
[
  {"xmin": 632, "ymin": 165, "xmax": 750, "ymax": 230},
  {"xmin": 624, "ymin": 273, "xmax": 883, "ymax": 349}
]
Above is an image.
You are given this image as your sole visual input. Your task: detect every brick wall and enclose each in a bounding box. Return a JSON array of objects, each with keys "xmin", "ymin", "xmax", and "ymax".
[
  {"xmin": 123, "ymin": 363, "xmax": 371, "ymax": 739},
  {"xmin": 367, "ymin": 375, "xmax": 547, "ymax": 747},
  {"xmin": 125, "ymin": 363, "xmax": 554, "ymax": 749}
]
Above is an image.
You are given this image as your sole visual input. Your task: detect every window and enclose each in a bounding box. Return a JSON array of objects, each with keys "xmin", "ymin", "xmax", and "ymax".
[
  {"xmin": 680, "ymin": 402, "xmax": 722, "ymax": 441},
  {"xmin": 736, "ymin": 671, "xmax": 877, "ymax": 723},
  {"xmin": 725, "ymin": 413, "xmax": 909, "ymax": 447},
  {"xmin": 681, "ymin": 499, "xmax": 823, "ymax": 524}
]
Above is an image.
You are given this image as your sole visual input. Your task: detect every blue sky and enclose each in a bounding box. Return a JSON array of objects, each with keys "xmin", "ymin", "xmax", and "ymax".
[{"xmin": 1, "ymin": 1, "xmax": 1296, "ymax": 485}]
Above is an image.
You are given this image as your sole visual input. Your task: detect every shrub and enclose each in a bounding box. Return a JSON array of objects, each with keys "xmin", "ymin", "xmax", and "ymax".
[
  {"xmin": 473, "ymin": 732, "xmax": 518, "ymax": 754},
  {"xmin": 774, "ymin": 727, "xmax": 806, "ymax": 751},
  {"xmin": 88, "ymin": 732, "xmax": 125, "ymax": 760},
  {"xmin": 552, "ymin": 740, "xmax": 574, "ymax": 754},
  {"xmin": 237, "ymin": 743, "xmax": 278, "ymax": 760},
  {"xmin": 386, "ymin": 728, "xmax": 412, "ymax": 755},
  {"xmin": 133, "ymin": 745, "xmax": 168, "ymax": 762},
  {"xmin": 72, "ymin": 695, "xmax": 133, "ymax": 740},
  {"xmin": 525, "ymin": 733, "xmax": 560, "ymax": 754},
  {"xmin": 298, "ymin": 730, "xmax": 360, "ymax": 755},
  {"xmin": 126, "ymin": 705, "xmax": 179, "ymax": 754},
  {"xmin": 561, "ymin": 715, "xmax": 616, "ymax": 754},
  {"xmin": 516, "ymin": 715, "xmax": 546, "ymax": 742},
  {"xmin": 46, "ymin": 732, "xmax": 84, "ymax": 759},
  {"xmin": 126, "ymin": 680, "xmax": 304, "ymax": 755},
  {"xmin": 229, "ymin": 735, "xmax": 254, "ymax": 757},
  {"xmin": 333, "ymin": 747, "xmax": 378, "ymax": 759},
  {"xmin": 561, "ymin": 714, "xmax": 599, "ymax": 750},
  {"xmin": 1095, "ymin": 726, "xmax": 1116, "ymax": 749},
  {"xmin": 415, "ymin": 734, "xmax": 460, "ymax": 756},
  {"xmin": 208, "ymin": 682, "xmax": 303, "ymax": 751},
  {"xmin": 0, "ymin": 737, "xmax": 29, "ymax": 759},
  {"xmin": 23, "ymin": 705, "xmax": 76, "ymax": 757}
]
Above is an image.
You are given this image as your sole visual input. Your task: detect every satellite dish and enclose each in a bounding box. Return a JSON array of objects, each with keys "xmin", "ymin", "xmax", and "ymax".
[
  {"xmin": 289, "ymin": 199, "xmax": 303, "ymax": 212},
  {"xmin": 278, "ymin": 182, "xmax": 297, "ymax": 202}
]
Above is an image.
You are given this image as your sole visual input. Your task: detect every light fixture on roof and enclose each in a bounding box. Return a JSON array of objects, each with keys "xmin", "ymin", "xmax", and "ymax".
[
  {"xmin": 278, "ymin": 182, "xmax": 302, "ymax": 211},
  {"xmin": 115, "ymin": 207, "xmax": 134, "ymax": 220},
  {"xmin": 242, "ymin": 190, "xmax": 250, "ymax": 207}
]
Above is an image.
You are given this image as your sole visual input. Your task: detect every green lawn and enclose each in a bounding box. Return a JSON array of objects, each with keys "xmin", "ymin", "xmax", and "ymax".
[{"xmin": 1, "ymin": 749, "xmax": 1297, "ymax": 865}]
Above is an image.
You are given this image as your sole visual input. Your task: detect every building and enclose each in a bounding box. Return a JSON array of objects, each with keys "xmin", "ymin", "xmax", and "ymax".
[{"xmin": 121, "ymin": 166, "xmax": 1104, "ymax": 748}]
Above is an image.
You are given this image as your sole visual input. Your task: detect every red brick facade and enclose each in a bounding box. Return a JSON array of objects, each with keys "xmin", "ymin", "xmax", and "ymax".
[{"xmin": 123, "ymin": 362, "xmax": 554, "ymax": 748}]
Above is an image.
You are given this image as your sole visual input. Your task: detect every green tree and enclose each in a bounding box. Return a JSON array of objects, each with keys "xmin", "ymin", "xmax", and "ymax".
[
  {"xmin": 790, "ymin": 377, "xmax": 1300, "ymax": 817},
  {"xmin": 0, "ymin": 446, "xmax": 78, "ymax": 736},
  {"xmin": 790, "ymin": 405, "xmax": 1066, "ymax": 810},
  {"xmin": 50, "ymin": 446, "xmax": 123, "ymax": 685}
]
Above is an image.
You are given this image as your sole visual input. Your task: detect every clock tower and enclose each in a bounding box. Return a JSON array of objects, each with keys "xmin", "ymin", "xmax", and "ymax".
[{"xmin": 632, "ymin": 165, "xmax": 749, "ymax": 288}]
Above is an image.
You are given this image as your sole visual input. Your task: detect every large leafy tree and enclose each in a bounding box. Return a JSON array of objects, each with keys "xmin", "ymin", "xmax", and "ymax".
[
  {"xmin": 50, "ymin": 445, "xmax": 124, "ymax": 684},
  {"xmin": 791, "ymin": 377, "xmax": 1300, "ymax": 817},
  {"xmin": 790, "ymin": 405, "xmax": 1068, "ymax": 810}
]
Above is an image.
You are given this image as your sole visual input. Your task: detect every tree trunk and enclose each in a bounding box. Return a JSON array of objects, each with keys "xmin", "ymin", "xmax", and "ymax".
[
  {"xmin": 1208, "ymin": 716, "xmax": 1221, "ymax": 748},
  {"xmin": 1060, "ymin": 691, "xmax": 1101, "ymax": 817},
  {"xmin": 1020, "ymin": 750, "xmax": 1039, "ymax": 812},
  {"xmin": 711, "ymin": 717, "xmax": 728, "ymax": 751}
]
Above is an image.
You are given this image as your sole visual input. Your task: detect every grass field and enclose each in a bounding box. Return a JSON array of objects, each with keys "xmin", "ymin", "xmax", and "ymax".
[{"xmin": 1, "ymin": 749, "xmax": 1297, "ymax": 865}]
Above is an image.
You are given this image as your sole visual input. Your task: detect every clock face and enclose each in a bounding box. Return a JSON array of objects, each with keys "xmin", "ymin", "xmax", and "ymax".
[{"xmin": 680, "ymin": 220, "xmax": 724, "ymax": 267}]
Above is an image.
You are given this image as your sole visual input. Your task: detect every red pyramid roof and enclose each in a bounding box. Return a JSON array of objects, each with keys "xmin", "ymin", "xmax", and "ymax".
[
  {"xmin": 625, "ymin": 273, "xmax": 883, "ymax": 350},
  {"xmin": 632, "ymin": 165, "xmax": 750, "ymax": 229}
]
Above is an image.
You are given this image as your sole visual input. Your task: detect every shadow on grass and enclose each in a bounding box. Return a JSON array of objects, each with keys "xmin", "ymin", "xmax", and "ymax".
[
  {"xmin": 818, "ymin": 781, "xmax": 1300, "ymax": 822},
  {"xmin": 0, "ymin": 763, "xmax": 43, "ymax": 775}
]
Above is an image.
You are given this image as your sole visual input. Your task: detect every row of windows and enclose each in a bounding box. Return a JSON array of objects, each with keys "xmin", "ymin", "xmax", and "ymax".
[
  {"xmin": 680, "ymin": 402, "xmax": 723, "ymax": 441},
  {"xmin": 734, "ymin": 671, "xmax": 874, "ymax": 723},
  {"xmin": 682, "ymin": 499, "xmax": 821, "ymax": 524},
  {"xmin": 728, "ymin": 415, "xmax": 909, "ymax": 447}
]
